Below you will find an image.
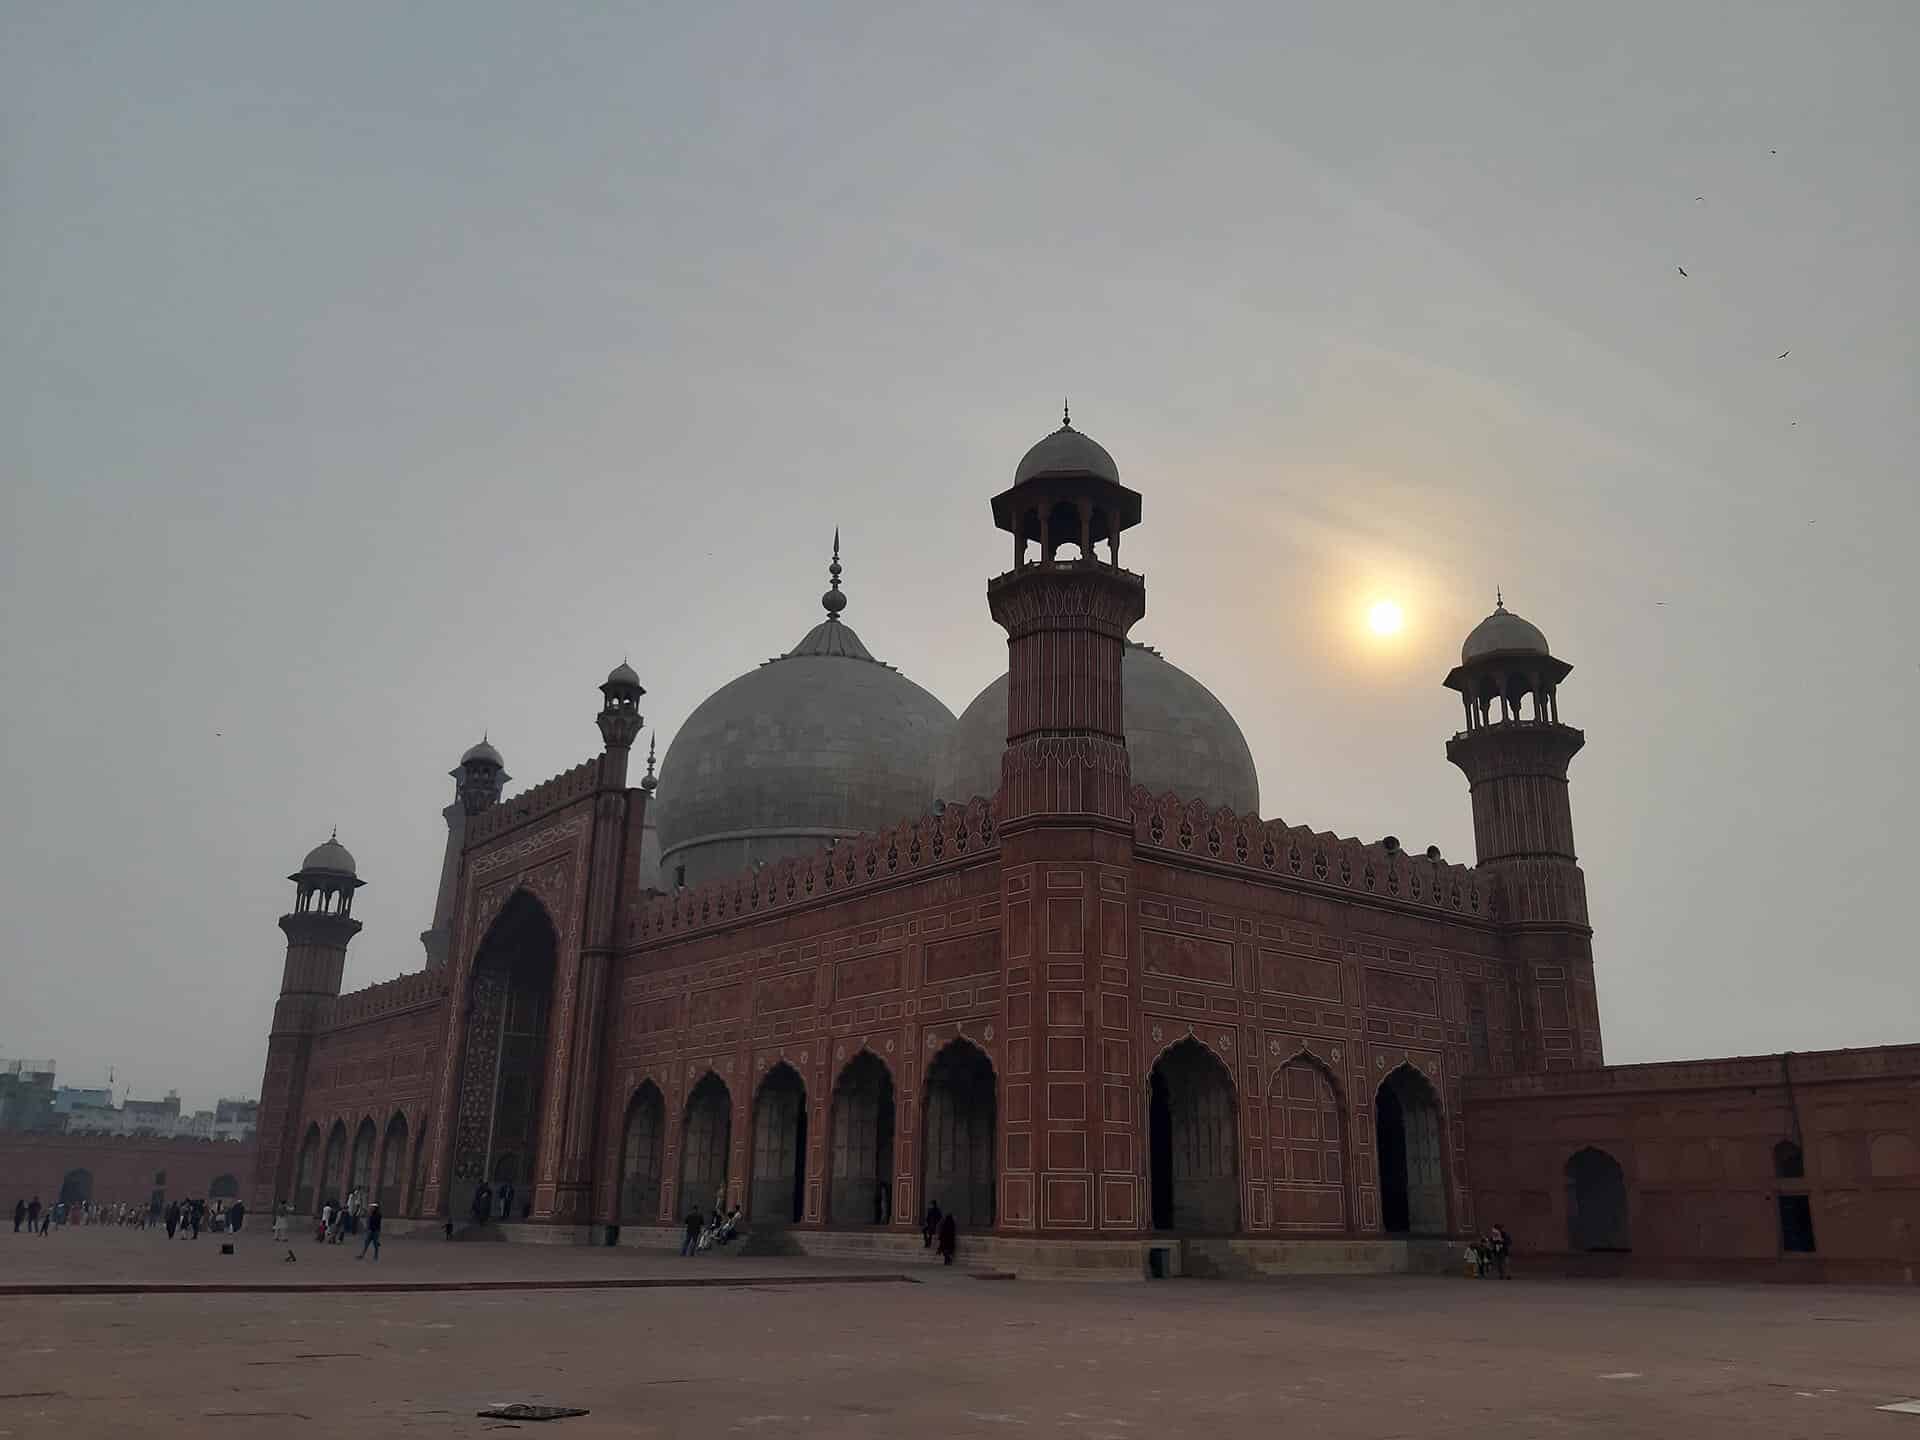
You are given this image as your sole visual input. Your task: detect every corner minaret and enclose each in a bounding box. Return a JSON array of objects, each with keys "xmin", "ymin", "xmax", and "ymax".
[
  {"xmin": 250, "ymin": 834, "xmax": 366, "ymax": 1212},
  {"xmin": 1444, "ymin": 597, "xmax": 1602, "ymax": 1067},
  {"xmin": 987, "ymin": 407, "xmax": 1146, "ymax": 825},
  {"xmin": 422, "ymin": 739, "xmax": 508, "ymax": 969}
]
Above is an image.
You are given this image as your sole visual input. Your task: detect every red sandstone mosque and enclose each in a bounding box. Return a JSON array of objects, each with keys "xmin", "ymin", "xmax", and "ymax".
[{"xmin": 248, "ymin": 416, "xmax": 1919, "ymax": 1282}]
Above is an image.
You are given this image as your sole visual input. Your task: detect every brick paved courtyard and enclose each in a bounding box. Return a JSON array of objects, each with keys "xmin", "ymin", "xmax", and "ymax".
[{"xmin": 2, "ymin": 1230, "xmax": 1917, "ymax": 1437}]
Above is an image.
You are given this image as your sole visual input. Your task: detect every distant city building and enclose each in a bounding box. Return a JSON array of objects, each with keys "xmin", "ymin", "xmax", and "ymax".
[
  {"xmin": 1, "ymin": 1063, "xmax": 255, "ymax": 1142},
  {"xmin": 0, "ymin": 1058, "xmax": 56, "ymax": 1132}
]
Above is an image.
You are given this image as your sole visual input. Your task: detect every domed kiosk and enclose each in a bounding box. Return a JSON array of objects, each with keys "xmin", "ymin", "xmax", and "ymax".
[
  {"xmin": 653, "ymin": 538, "xmax": 956, "ymax": 889},
  {"xmin": 935, "ymin": 643, "xmax": 1261, "ymax": 815}
]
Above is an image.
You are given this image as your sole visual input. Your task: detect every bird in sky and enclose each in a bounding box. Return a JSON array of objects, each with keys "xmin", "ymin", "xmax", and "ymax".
[
  {"xmin": 1778, "ymin": 350, "xmax": 1791, "ymax": 359},
  {"xmin": 1677, "ymin": 266, "xmax": 1689, "ymax": 277}
]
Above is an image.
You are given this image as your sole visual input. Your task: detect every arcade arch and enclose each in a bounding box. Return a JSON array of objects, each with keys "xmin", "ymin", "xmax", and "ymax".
[
  {"xmin": 680, "ymin": 1073, "xmax": 732, "ymax": 1214},
  {"xmin": 293, "ymin": 1124, "xmax": 321, "ymax": 1213},
  {"xmin": 451, "ymin": 890, "xmax": 558, "ymax": 1198},
  {"xmin": 1375, "ymin": 1065, "xmax": 1446, "ymax": 1235},
  {"xmin": 1148, "ymin": 1038, "xmax": 1240, "ymax": 1233},
  {"xmin": 750, "ymin": 1063, "xmax": 807, "ymax": 1224},
  {"xmin": 620, "ymin": 1082, "xmax": 666, "ymax": 1223},
  {"xmin": 923, "ymin": 1039, "xmax": 996, "ymax": 1227},
  {"xmin": 1565, "ymin": 1147, "xmax": 1630, "ymax": 1251},
  {"xmin": 829, "ymin": 1051, "xmax": 896, "ymax": 1225},
  {"xmin": 379, "ymin": 1112, "xmax": 409, "ymax": 1211},
  {"xmin": 321, "ymin": 1120, "xmax": 348, "ymax": 1208},
  {"xmin": 1266, "ymin": 1054, "xmax": 1347, "ymax": 1231},
  {"xmin": 350, "ymin": 1117, "xmax": 377, "ymax": 1197}
]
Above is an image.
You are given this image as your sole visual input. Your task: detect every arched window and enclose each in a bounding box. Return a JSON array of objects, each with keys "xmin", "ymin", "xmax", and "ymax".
[
  {"xmin": 1149, "ymin": 1039, "xmax": 1239, "ymax": 1233},
  {"xmin": 380, "ymin": 1112, "xmax": 409, "ymax": 1212},
  {"xmin": 620, "ymin": 1083, "xmax": 666, "ymax": 1223},
  {"xmin": 923, "ymin": 1039, "xmax": 996, "ymax": 1227},
  {"xmin": 209, "ymin": 1174, "xmax": 240, "ymax": 1200},
  {"xmin": 1565, "ymin": 1147, "xmax": 1631, "ymax": 1252}
]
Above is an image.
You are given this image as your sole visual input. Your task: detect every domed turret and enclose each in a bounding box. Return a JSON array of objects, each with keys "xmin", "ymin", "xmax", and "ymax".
[
  {"xmin": 653, "ymin": 537, "xmax": 955, "ymax": 889},
  {"xmin": 1460, "ymin": 597, "xmax": 1551, "ymax": 665},
  {"xmin": 936, "ymin": 643, "xmax": 1260, "ymax": 813},
  {"xmin": 301, "ymin": 833, "xmax": 357, "ymax": 877}
]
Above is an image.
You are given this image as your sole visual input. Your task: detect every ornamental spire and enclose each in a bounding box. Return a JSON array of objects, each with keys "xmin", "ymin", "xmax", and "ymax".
[
  {"xmin": 822, "ymin": 528, "xmax": 847, "ymax": 619},
  {"xmin": 641, "ymin": 733, "xmax": 658, "ymax": 793},
  {"xmin": 1062, "ymin": 396, "xmax": 1071, "ymax": 429}
]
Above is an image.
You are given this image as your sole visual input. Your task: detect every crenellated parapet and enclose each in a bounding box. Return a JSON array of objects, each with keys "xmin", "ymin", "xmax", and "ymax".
[
  {"xmin": 1129, "ymin": 786, "xmax": 1500, "ymax": 921},
  {"xmin": 320, "ymin": 968, "xmax": 450, "ymax": 1030},
  {"xmin": 467, "ymin": 757, "xmax": 605, "ymax": 846},
  {"xmin": 633, "ymin": 794, "xmax": 1000, "ymax": 942}
]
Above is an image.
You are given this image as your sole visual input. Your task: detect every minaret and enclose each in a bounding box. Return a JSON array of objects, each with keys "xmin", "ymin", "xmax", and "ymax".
[
  {"xmin": 249, "ymin": 834, "xmax": 365, "ymax": 1212},
  {"xmin": 421, "ymin": 739, "xmax": 508, "ymax": 969},
  {"xmin": 987, "ymin": 404, "xmax": 1146, "ymax": 826},
  {"xmin": 986, "ymin": 408, "xmax": 1146, "ymax": 1236},
  {"xmin": 1443, "ymin": 597, "xmax": 1602, "ymax": 1068}
]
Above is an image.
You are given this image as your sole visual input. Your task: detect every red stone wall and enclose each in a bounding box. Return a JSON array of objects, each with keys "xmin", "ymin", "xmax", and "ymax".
[
  {"xmin": 0, "ymin": 1134, "xmax": 256, "ymax": 1213},
  {"xmin": 1465, "ymin": 1045, "xmax": 1920, "ymax": 1283}
]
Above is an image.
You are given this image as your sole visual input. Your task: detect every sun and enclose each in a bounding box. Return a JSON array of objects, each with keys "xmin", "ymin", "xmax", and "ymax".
[{"xmin": 1368, "ymin": 599, "xmax": 1404, "ymax": 637}]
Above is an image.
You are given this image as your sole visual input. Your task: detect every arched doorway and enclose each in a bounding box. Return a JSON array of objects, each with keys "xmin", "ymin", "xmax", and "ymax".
[
  {"xmin": 209, "ymin": 1174, "xmax": 240, "ymax": 1201},
  {"xmin": 407, "ymin": 1123, "xmax": 430, "ymax": 1217},
  {"xmin": 1267, "ymin": 1055, "xmax": 1347, "ymax": 1231},
  {"xmin": 750, "ymin": 1064, "xmax": 807, "ymax": 1224},
  {"xmin": 679, "ymin": 1073, "xmax": 732, "ymax": 1216},
  {"xmin": 349, "ymin": 1118, "xmax": 377, "ymax": 1199},
  {"xmin": 923, "ymin": 1039, "xmax": 996, "ymax": 1227},
  {"xmin": 451, "ymin": 890, "xmax": 559, "ymax": 1204},
  {"xmin": 1566, "ymin": 1147, "xmax": 1630, "ymax": 1251},
  {"xmin": 59, "ymin": 1169, "xmax": 92, "ymax": 1205},
  {"xmin": 829, "ymin": 1051, "xmax": 896, "ymax": 1225},
  {"xmin": 293, "ymin": 1125, "xmax": 321, "ymax": 1213},
  {"xmin": 321, "ymin": 1121, "xmax": 348, "ymax": 1208},
  {"xmin": 621, "ymin": 1083, "xmax": 666, "ymax": 1223},
  {"xmin": 379, "ymin": 1112, "xmax": 409, "ymax": 1212},
  {"xmin": 1148, "ymin": 1039, "xmax": 1240, "ymax": 1233},
  {"xmin": 1375, "ymin": 1065, "xmax": 1446, "ymax": 1235}
]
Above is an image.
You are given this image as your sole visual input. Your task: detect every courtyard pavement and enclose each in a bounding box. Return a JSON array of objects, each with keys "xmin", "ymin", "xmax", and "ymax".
[{"xmin": 2, "ymin": 1229, "xmax": 1918, "ymax": 1437}]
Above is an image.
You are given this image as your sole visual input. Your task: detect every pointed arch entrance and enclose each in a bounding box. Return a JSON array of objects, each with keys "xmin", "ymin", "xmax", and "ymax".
[
  {"xmin": 829, "ymin": 1051, "xmax": 896, "ymax": 1225},
  {"xmin": 59, "ymin": 1169, "xmax": 92, "ymax": 1205},
  {"xmin": 1148, "ymin": 1038, "xmax": 1240, "ymax": 1233},
  {"xmin": 620, "ymin": 1082, "xmax": 666, "ymax": 1223},
  {"xmin": 293, "ymin": 1124, "xmax": 321, "ymax": 1213},
  {"xmin": 379, "ymin": 1112, "xmax": 409, "ymax": 1212},
  {"xmin": 321, "ymin": 1120, "xmax": 348, "ymax": 1208},
  {"xmin": 680, "ymin": 1073, "xmax": 732, "ymax": 1215},
  {"xmin": 350, "ymin": 1117, "xmax": 377, "ymax": 1198},
  {"xmin": 1375, "ymin": 1064, "xmax": 1447, "ymax": 1235},
  {"xmin": 750, "ymin": 1064, "xmax": 807, "ymax": 1223},
  {"xmin": 451, "ymin": 890, "xmax": 558, "ymax": 1204},
  {"xmin": 1267, "ymin": 1054, "xmax": 1347, "ymax": 1232},
  {"xmin": 923, "ymin": 1039, "xmax": 996, "ymax": 1227},
  {"xmin": 1566, "ymin": 1147, "xmax": 1630, "ymax": 1251}
]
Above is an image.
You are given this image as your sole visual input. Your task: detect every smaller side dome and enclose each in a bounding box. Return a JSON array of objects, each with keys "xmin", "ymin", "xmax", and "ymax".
[
  {"xmin": 301, "ymin": 834, "xmax": 357, "ymax": 876},
  {"xmin": 605, "ymin": 661, "xmax": 642, "ymax": 690},
  {"xmin": 1462, "ymin": 601, "xmax": 1549, "ymax": 664},
  {"xmin": 460, "ymin": 738, "xmax": 504, "ymax": 768},
  {"xmin": 1015, "ymin": 422, "xmax": 1120, "ymax": 486}
]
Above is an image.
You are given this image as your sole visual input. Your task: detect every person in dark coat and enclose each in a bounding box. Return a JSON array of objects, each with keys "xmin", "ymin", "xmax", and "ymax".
[
  {"xmin": 922, "ymin": 1200, "xmax": 942, "ymax": 1249},
  {"xmin": 227, "ymin": 1201, "xmax": 246, "ymax": 1234},
  {"xmin": 357, "ymin": 1203, "xmax": 382, "ymax": 1261},
  {"xmin": 937, "ymin": 1211, "xmax": 958, "ymax": 1266},
  {"xmin": 681, "ymin": 1209, "xmax": 703, "ymax": 1257},
  {"xmin": 164, "ymin": 1201, "xmax": 180, "ymax": 1239},
  {"xmin": 27, "ymin": 1197, "xmax": 42, "ymax": 1231},
  {"xmin": 471, "ymin": 1183, "xmax": 492, "ymax": 1227},
  {"xmin": 12, "ymin": 1199, "xmax": 23, "ymax": 1233}
]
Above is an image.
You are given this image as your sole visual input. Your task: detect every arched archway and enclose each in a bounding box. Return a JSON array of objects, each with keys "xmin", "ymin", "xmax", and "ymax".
[
  {"xmin": 829, "ymin": 1051, "xmax": 896, "ymax": 1225},
  {"xmin": 1148, "ymin": 1038, "xmax": 1240, "ymax": 1233},
  {"xmin": 321, "ymin": 1120, "xmax": 348, "ymax": 1208},
  {"xmin": 451, "ymin": 890, "xmax": 559, "ymax": 1201},
  {"xmin": 59, "ymin": 1169, "xmax": 92, "ymax": 1205},
  {"xmin": 1375, "ymin": 1065, "xmax": 1446, "ymax": 1235},
  {"xmin": 1566, "ymin": 1147, "xmax": 1630, "ymax": 1251},
  {"xmin": 209, "ymin": 1174, "xmax": 240, "ymax": 1200},
  {"xmin": 923, "ymin": 1039, "xmax": 996, "ymax": 1227},
  {"xmin": 293, "ymin": 1124, "xmax": 321, "ymax": 1213},
  {"xmin": 1267, "ymin": 1054, "xmax": 1347, "ymax": 1232},
  {"xmin": 407, "ymin": 1123, "xmax": 429, "ymax": 1217},
  {"xmin": 679, "ymin": 1073, "xmax": 732, "ymax": 1215},
  {"xmin": 349, "ymin": 1117, "xmax": 377, "ymax": 1199},
  {"xmin": 621, "ymin": 1083, "xmax": 666, "ymax": 1223},
  {"xmin": 750, "ymin": 1064, "xmax": 807, "ymax": 1224},
  {"xmin": 379, "ymin": 1112, "xmax": 409, "ymax": 1212}
]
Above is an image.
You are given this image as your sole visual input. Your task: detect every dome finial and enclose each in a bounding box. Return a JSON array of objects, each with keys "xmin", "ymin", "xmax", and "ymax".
[
  {"xmin": 821, "ymin": 528, "xmax": 847, "ymax": 619},
  {"xmin": 641, "ymin": 732, "xmax": 658, "ymax": 792},
  {"xmin": 1062, "ymin": 396, "xmax": 1071, "ymax": 430},
  {"xmin": 1495, "ymin": 587, "xmax": 1505, "ymax": 611},
  {"xmin": 329, "ymin": 825, "xmax": 337, "ymax": 843}
]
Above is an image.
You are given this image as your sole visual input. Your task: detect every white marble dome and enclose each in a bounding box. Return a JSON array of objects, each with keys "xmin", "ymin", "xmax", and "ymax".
[
  {"xmin": 653, "ymin": 613, "xmax": 955, "ymax": 890},
  {"xmin": 1461, "ymin": 602, "xmax": 1550, "ymax": 664},
  {"xmin": 935, "ymin": 643, "xmax": 1260, "ymax": 815}
]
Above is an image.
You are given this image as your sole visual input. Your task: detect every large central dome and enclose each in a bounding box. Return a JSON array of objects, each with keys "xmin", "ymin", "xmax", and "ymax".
[
  {"xmin": 654, "ymin": 547, "xmax": 956, "ymax": 890},
  {"xmin": 934, "ymin": 643, "xmax": 1260, "ymax": 815}
]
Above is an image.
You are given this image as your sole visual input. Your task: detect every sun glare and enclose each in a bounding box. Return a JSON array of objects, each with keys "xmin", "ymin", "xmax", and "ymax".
[{"xmin": 1368, "ymin": 600, "xmax": 1404, "ymax": 637}]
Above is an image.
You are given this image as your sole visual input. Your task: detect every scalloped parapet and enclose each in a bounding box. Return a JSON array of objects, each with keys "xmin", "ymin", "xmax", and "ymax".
[
  {"xmin": 321, "ymin": 967, "xmax": 450, "ymax": 1030},
  {"xmin": 467, "ymin": 757, "xmax": 603, "ymax": 846},
  {"xmin": 633, "ymin": 795, "xmax": 1000, "ymax": 942},
  {"xmin": 1129, "ymin": 785, "xmax": 1500, "ymax": 921}
]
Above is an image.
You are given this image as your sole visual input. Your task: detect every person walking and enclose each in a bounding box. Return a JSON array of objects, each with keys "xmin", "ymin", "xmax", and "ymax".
[
  {"xmin": 11, "ymin": 1199, "xmax": 22, "ymax": 1234},
  {"xmin": 356, "ymin": 1203, "xmax": 382, "ymax": 1261},
  {"xmin": 1490, "ymin": 1223, "xmax": 1512, "ymax": 1280},
  {"xmin": 937, "ymin": 1210, "xmax": 958, "ymax": 1266},
  {"xmin": 27, "ymin": 1197, "xmax": 42, "ymax": 1233},
  {"xmin": 471, "ymin": 1182, "xmax": 491, "ymax": 1229},
  {"xmin": 681, "ymin": 1208, "xmax": 703, "ymax": 1257},
  {"xmin": 188, "ymin": 1200, "xmax": 202, "ymax": 1240},
  {"xmin": 164, "ymin": 1201, "xmax": 180, "ymax": 1239},
  {"xmin": 271, "ymin": 1203, "xmax": 289, "ymax": 1244},
  {"xmin": 922, "ymin": 1200, "xmax": 942, "ymax": 1249},
  {"xmin": 227, "ymin": 1200, "xmax": 246, "ymax": 1235}
]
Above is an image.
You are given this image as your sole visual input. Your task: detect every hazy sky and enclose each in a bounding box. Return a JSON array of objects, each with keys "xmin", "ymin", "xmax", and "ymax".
[{"xmin": 4, "ymin": 2, "xmax": 1915, "ymax": 1110}]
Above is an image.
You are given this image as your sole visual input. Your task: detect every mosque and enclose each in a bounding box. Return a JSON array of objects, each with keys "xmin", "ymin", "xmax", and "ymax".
[{"xmin": 249, "ymin": 416, "xmax": 1919, "ymax": 1280}]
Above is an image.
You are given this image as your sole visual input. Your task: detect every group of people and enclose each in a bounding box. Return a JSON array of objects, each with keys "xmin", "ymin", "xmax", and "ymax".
[
  {"xmin": 921, "ymin": 1201, "xmax": 958, "ymax": 1264},
  {"xmin": 1465, "ymin": 1223, "xmax": 1512, "ymax": 1279},
  {"xmin": 681, "ymin": 1190, "xmax": 744, "ymax": 1255},
  {"xmin": 467, "ymin": 1179, "xmax": 531, "ymax": 1227},
  {"xmin": 315, "ymin": 1190, "xmax": 382, "ymax": 1257},
  {"xmin": 10, "ymin": 1195, "xmax": 244, "ymax": 1237}
]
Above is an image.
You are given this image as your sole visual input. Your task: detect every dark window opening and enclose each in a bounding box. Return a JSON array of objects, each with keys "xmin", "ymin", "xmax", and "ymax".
[
  {"xmin": 1778, "ymin": 1194, "xmax": 1816, "ymax": 1253},
  {"xmin": 1773, "ymin": 1139, "xmax": 1805, "ymax": 1179}
]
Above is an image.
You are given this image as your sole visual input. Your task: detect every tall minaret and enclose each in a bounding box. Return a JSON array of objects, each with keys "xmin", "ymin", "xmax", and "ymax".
[
  {"xmin": 985, "ymin": 407, "xmax": 1146, "ymax": 1236},
  {"xmin": 421, "ymin": 739, "xmax": 507, "ymax": 969},
  {"xmin": 1443, "ymin": 597, "xmax": 1602, "ymax": 1068},
  {"xmin": 249, "ymin": 834, "xmax": 365, "ymax": 1212},
  {"xmin": 988, "ymin": 404, "xmax": 1146, "ymax": 826}
]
